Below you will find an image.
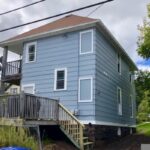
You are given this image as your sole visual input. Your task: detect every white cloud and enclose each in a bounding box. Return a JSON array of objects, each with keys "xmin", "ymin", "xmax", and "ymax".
[
  {"xmin": 0, "ymin": 0, "xmax": 149, "ymax": 65},
  {"xmin": 138, "ymin": 65, "xmax": 150, "ymax": 71}
]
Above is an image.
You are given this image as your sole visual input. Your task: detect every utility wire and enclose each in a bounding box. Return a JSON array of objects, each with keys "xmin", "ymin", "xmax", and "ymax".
[
  {"xmin": 0, "ymin": 0, "xmax": 114, "ymax": 33},
  {"xmin": 87, "ymin": 4, "xmax": 104, "ymax": 17},
  {"xmin": 0, "ymin": 0, "xmax": 46, "ymax": 16}
]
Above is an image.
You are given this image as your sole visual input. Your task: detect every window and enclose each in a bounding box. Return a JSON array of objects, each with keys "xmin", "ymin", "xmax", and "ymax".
[
  {"xmin": 129, "ymin": 74, "xmax": 132, "ymax": 83},
  {"xmin": 26, "ymin": 42, "xmax": 37, "ymax": 63},
  {"xmin": 117, "ymin": 53, "xmax": 121, "ymax": 74},
  {"xmin": 79, "ymin": 77, "xmax": 93, "ymax": 102},
  {"xmin": 54, "ymin": 68, "xmax": 67, "ymax": 91},
  {"xmin": 22, "ymin": 84, "xmax": 35, "ymax": 94},
  {"xmin": 130, "ymin": 95, "xmax": 134, "ymax": 118},
  {"xmin": 80, "ymin": 30, "xmax": 93, "ymax": 54},
  {"xmin": 10, "ymin": 88, "xmax": 17, "ymax": 94},
  {"xmin": 117, "ymin": 87, "xmax": 122, "ymax": 115}
]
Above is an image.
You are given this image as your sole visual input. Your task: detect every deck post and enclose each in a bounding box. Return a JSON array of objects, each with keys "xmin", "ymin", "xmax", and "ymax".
[
  {"xmin": 1, "ymin": 46, "xmax": 8, "ymax": 93},
  {"xmin": 37, "ymin": 125, "xmax": 43, "ymax": 150},
  {"xmin": 20, "ymin": 91, "xmax": 25, "ymax": 118}
]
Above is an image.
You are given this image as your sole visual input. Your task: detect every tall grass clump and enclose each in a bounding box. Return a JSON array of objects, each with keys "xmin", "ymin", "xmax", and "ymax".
[{"xmin": 0, "ymin": 126, "xmax": 39, "ymax": 150}]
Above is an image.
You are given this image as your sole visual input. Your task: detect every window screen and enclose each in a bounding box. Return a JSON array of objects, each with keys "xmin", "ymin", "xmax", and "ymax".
[
  {"xmin": 79, "ymin": 78, "xmax": 92, "ymax": 102},
  {"xmin": 80, "ymin": 31, "xmax": 93, "ymax": 54}
]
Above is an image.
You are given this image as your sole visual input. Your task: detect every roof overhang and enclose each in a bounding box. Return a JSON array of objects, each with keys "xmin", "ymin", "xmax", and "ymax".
[{"xmin": 0, "ymin": 21, "xmax": 99, "ymax": 54}]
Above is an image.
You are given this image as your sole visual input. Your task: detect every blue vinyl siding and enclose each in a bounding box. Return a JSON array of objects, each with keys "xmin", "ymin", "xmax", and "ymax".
[
  {"xmin": 21, "ymin": 29, "xmax": 96, "ymax": 120},
  {"xmin": 95, "ymin": 28, "xmax": 136, "ymax": 126},
  {"xmin": 21, "ymin": 26, "xmax": 136, "ymax": 126}
]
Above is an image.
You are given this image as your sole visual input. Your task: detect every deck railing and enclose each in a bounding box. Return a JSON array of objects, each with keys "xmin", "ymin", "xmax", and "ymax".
[
  {"xmin": 5, "ymin": 60, "xmax": 21, "ymax": 76},
  {"xmin": 0, "ymin": 93, "xmax": 59, "ymax": 121}
]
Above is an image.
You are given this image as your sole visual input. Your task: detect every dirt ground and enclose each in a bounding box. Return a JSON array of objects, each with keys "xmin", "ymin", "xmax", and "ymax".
[
  {"xmin": 44, "ymin": 134, "xmax": 150, "ymax": 150},
  {"xmin": 95, "ymin": 134, "xmax": 150, "ymax": 150}
]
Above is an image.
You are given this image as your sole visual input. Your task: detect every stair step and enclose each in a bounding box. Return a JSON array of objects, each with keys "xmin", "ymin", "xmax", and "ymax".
[
  {"xmin": 83, "ymin": 142, "xmax": 93, "ymax": 146},
  {"xmin": 77, "ymin": 137, "xmax": 88, "ymax": 140}
]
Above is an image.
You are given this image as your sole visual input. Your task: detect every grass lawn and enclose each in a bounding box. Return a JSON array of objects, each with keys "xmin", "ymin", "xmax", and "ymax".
[{"xmin": 137, "ymin": 122, "xmax": 150, "ymax": 136}]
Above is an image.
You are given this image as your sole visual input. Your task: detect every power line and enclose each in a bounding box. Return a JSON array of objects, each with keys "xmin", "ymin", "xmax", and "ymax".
[
  {"xmin": 0, "ymin": 0, "xmax": 114, "ymax": 33},
  {"xmin": 0, "ymin": 0, "xmax": 46, "ymax": 16},
  {"xmin": 87, "ymin": 4, "xmax": 104, "ymax": 17}
]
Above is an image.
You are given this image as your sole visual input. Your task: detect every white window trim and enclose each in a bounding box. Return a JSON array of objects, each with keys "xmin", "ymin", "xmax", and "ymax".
[
  {"xmin": 130, "ymin": 95, "xmax": 134, "ymax": 118},
  {"xmin": 22, "ymin": 83, "xmax": 35, "ymax": 94},
  {"xmin": 79, "ymin": 29, "xmax": 94, "ymax": 55},
  {"xmin": 54, "ymin": 68, "xmax": 67, "ymax": 91},
  {"xmin": 117, "ymin": 87, "xmax": 122, "ymax": 116},
  {"xmin": 78, "ymin": 76, "xmax": 93, "ymax": 102},
  {"xmin": 117, "ymin": 54, "xmax": 121, "ymax": 75},
  {"xmin": 25, "ymin": 42, "xmax": 37, "ymax": 63}
]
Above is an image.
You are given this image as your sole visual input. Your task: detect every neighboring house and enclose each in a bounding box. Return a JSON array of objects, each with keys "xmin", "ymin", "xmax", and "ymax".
[
  {"xmin": 5, "ymin": 84, "xmax": 20, "ymax": 94},
  {"xmin": 0, "ymin": 15, "xmax": 137, "ymax": 138}
]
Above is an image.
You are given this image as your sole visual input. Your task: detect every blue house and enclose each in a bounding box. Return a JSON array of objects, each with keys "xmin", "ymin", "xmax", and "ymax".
[{"xmin": 0, "ymin": 15, "xmax": 137, "ymax": 149}]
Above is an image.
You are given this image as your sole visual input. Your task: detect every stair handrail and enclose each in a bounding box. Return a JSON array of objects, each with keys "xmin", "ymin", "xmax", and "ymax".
[
  {"xmin": 58, "ymin": 103, "xmax": 84, "ymax": 127},
  {"xmin": 58, "ymin": 103, "xmax": 84, "ymax": 150}
]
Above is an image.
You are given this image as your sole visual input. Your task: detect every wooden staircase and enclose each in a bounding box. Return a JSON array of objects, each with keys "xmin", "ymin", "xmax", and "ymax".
[{"xmin": 58, "ymin": 104, "xmax": 93, "ymax": 150}]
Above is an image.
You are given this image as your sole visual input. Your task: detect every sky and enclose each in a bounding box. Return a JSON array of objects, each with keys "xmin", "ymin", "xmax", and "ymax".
[{"xmin": 0, "ymin": 0, "xmax": 150, "ymax": 71}]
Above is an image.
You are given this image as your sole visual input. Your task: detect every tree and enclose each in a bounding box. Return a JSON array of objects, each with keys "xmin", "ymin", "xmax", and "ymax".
[
  {"xmin": 137, "ymin": 4, "xmax": 150, "ymax": 59},
  {"xmin": 137, "ymin": 91, "xmax": 150, "ymax": 123},
  {"xmin": 135, "ymin": 70, "xmax": 150, "ymax": 107}
]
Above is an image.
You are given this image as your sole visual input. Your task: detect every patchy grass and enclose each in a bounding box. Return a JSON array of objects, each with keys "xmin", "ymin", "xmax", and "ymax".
[
  {"xmin": 137, "ymin": 122, "xmax": 150, "ymax": 136},
  {"xmin": 0, "ymin": 126, "xmax": 39, "ymax": 150}
]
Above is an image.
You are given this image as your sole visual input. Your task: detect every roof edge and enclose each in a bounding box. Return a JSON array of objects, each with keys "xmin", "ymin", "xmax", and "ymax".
[
  {"xmin": 96, "ymin": 20, "xmax": 138, "ymax": 70},
  {"xmin": 0, "ymin": 20, "xmax": 99, "ymax": 47}
]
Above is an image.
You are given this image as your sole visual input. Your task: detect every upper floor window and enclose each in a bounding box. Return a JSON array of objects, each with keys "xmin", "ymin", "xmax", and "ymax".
[
  {"xmin": 54, "ymin": 68, "xmax": 67, "ymax": 91},
  {"xmin": 25, "ymin": 42, "xmax": 37, "ymax": 63},
  {"xmin": 80, "ymin": 30, "xmax": 93, "ymax": 54},
  {"xmin": 117, "ymin": 87, "xmax": 122, "ymax": 115},
  {"xmin": 117, "ymin": 53, "xmax": 121, "ymax": 74},
  {"xmin": 78, "ymin": 77, "xmax": 93, "ymax": 102}
]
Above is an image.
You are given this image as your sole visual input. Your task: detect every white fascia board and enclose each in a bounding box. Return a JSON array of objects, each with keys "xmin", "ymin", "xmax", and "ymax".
[{"xmin": 0, "ymin": 20, "xmax": 99, "ymax": 47}]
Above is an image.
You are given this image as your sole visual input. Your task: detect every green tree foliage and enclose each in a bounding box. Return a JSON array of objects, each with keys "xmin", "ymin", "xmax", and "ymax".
[
  {"xmin": 137, "ymin": 4, "xmax": 150, "ymax": 59},
  {"xmin": 137, "ymin": 91, "xmax": 150, "ymax": 123},
  {"xmin": 135, "ymin": 70, "xmax": 150, "ymax": 107}
]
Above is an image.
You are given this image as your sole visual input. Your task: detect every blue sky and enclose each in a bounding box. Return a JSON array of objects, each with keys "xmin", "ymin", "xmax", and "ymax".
[{"xmin": 137, "ymin": 59, "xmax": 150, "ymax": 66}]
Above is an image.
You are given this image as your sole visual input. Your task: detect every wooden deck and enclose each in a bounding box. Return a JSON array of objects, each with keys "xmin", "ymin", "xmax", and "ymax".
[
  {"xmin": 0, "ymin": 93, "xmax": 93, "ymax": 150},
  {"xmin": 0, "ymin": 93, "xmax": 59, "ymax": 125}
]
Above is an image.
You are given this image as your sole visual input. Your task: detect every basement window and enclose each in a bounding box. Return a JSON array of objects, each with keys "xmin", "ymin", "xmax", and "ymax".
[
  {"xmin": 54, "ymin": 68, "xmax": 67, "ymax": 91},
  {"xmin": 117, "ymin": 87, "xmax": 122, "ymax": 115},
  {"xmin": 26, "ymin": 42, "xmax": 37, "ymax": 63}
]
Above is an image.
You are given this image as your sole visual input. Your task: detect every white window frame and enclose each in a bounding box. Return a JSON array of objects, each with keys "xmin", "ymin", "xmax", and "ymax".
[
  {"xmin": 25, "ymin": 42, "xmax": 37, "ymax": 63},
  {"xmin": 117, "ymin": 53, "xmax": 121, "ymax": 75},
  {"xmin": 10, "ymin": 88, "xmax": 18, "ymax": 94},
  {"xmin": 79, "ymin": 29, "xmax": 94, "ymax": 55},
  {"xmin": 130, "ymin": 95, "xmax": 134, "ymax": 118},
  {"xmin": 78, "ymin": 76, "xmax": 93, "ymax": 102},
  {"xmin": 22, "ymin": 84, "xmax": 35, "ymax": 94},
  {"xmin": 54, "ymin": 68, "xmax": 67, "ymax": 91},
  {"xmin": 117, "ymin": 87, "xmax": 122, "ymax": 115}
]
